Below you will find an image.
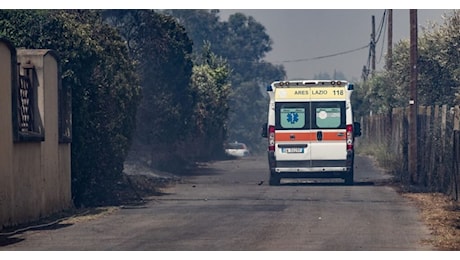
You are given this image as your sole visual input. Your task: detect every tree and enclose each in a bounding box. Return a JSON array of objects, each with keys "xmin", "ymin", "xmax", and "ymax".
[
  {"xmin": 185, "ymin": 42, "xmax": 231, "ymax": 160},
  {"xmin": 103, "ymin": 10, "xmax": 196, "ymax": 171},
  {"xmin": 167, "ymin": 10, "xmax": 286, "ymax": 153},
  {"xmin": 166, "ymin": 9, "xmax": 223, "ymax": 54},
  {"xmin": 419, "ymin": 10, "xmax": 460, "ymax": 106},
  {"xmin": 363, "ymin": 10, "xmax": 460, "ymax": 114},
  {"xmin": 0, "ymin": 10, "xmax": 142, "ymax": 206}
]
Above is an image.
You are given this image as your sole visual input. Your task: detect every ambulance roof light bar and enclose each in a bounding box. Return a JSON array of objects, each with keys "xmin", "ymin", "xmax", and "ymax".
[{"xmin": 272, "ymin": 80, "xmax": 349, "ymax": 88}]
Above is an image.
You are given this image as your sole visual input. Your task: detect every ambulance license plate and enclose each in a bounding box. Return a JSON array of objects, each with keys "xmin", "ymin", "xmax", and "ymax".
[{"xmin": 283, "ymin": 147, "xmax": 304, "ymax": 153}]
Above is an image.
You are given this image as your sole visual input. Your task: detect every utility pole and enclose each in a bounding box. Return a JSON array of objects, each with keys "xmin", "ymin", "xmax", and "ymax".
[
  {"xmin": 409, "ymin": 9, "xmax": 418, "ymax": 185},
  {"xmin": 387, "ymin": 9, "xmax": 393, "ymax": 71},
  {"xmin": 362, "ymin": 65, "xmax": 368, "ymax": 81},
  {"xmin": 371, "ymin": 15, "xmax": 376, "ymax": 75},
  {"xmin": 385, "ymin": 9, "xmax": 393, "ymax": 145}
]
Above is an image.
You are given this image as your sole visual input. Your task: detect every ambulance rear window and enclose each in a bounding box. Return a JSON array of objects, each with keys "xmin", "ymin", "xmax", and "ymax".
[
  {"xmin": 275, "ymin": 101, "xmax": 345, "ymax": 130},
  {"xmin": 275, "ymin": 103, "xmax": 310, "ymax": 130},
  {"xmin": 312, "ymin": 102, "xmax": 345, "ymax": 129},
  {"xmin": 316, "ymin": 107, "xmax": 341, "ymax": 128},
  {"xmin": 280, "ymin": 108, "xmax": 305, "ymax": 129}
]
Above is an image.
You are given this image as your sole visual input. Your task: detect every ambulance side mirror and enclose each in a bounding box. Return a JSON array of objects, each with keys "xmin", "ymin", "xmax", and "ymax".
[
  {"xmin": 261, "ymin": 123, "xmax": 268, "ymax": 138},
  {"xmin": 353, "ymin": 122, "xmax": 362, "ymax": 137}
]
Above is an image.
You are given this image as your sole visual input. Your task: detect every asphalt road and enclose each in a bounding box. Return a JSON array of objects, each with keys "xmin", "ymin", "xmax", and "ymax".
[{"xmin": 0, "ymin": 154, "xmax": 433, "ymax": 250}]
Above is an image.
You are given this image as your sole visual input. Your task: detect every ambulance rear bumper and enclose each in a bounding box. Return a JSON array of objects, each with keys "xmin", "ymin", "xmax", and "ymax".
[
  {"xmin": 267, "ymin": 151, "xmax": 354, "ymax": 177},
  {"xmin": 274, "ymin": 167, "xmax": 348, "ymax": 173}
]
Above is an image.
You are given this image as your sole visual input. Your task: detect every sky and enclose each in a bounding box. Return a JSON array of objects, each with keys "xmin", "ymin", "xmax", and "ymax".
[
  {"xmin": 218, "ymin": 9, "xmax": 455, "ymax": 81},
  {"xmin": 3, "ymin": 1, "xmax": 458, "ymax": 82}
]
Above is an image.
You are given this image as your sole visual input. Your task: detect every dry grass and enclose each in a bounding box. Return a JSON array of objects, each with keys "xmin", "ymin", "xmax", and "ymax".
[
  {"xmin": 357, "ymin": 144, "xmax": 460, "ymax": 250},
  {"xmin": 60, "ymin": 207, "xmax": 120, "ymax": 225},
  {"xmin": 402, "ymin": 192, "xmax": 460, "ymax": 250}
]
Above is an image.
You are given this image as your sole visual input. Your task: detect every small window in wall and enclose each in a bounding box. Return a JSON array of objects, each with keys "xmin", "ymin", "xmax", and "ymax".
[
  {"xmin": 13, "ymin": 61, "xmax": 45, "ymax": 142},
  {"xmin": 59, "ymin": 75, "xmax": 72, "ymax": 143}
]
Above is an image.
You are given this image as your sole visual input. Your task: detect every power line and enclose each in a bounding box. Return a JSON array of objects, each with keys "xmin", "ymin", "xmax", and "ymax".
[
  {"xmin": 228, "ymin": 11, "xmax": 385, "ymax": 68},
  {"xmin": 377, "ymin": 12, "xmax": 388, "ymax": 65},
  {"xmin": 227, "ymin": 11, "xmax": 385, "ymax": 79},
  {"xmin": 375, "ymin": 10, "xmax": 387, "ymax": 44},
  {"xmin": 362, "ymin": 10, "xmax": 387, "ymax": 80},
  {"xmin": 278, "ymin": 44, "xmax": 370, "ymax": 63}
]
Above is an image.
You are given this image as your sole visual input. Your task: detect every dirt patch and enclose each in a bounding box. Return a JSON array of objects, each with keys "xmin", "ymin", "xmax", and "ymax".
[
  {"xmin": 59, "ymin": 207, "xmax": 120, "ymax": 225},
  {"xmin": 402, "ymin": 192, "xmax": 460, "ymax": 250},
  {"xmin": 361, "ymin": 154, "xmax": 460, "ymax": 250}
]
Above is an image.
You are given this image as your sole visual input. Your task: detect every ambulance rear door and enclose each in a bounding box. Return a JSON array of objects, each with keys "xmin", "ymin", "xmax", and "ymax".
[
  {"xmin": 308, "ymin": 100, "xmax": 348, "ymax": 169},
  {"xmin": 274, "ymin": 101, "xmax": 312, "ymax": 165}
]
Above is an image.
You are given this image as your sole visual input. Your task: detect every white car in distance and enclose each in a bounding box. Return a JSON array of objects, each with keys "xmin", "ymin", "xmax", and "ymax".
[{"xmin": 225, "ymin": 142, "xmax": 250, "ymax": 158}]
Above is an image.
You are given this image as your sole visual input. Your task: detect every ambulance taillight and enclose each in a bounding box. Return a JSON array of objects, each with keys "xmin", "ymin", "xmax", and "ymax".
[
  {"xmin": 268, "ymin": 125, "xmax": 275, "ymax": 151},
  {"xmin": 346, "ymin": 124, "xmax": 353, "ymax": 150}
]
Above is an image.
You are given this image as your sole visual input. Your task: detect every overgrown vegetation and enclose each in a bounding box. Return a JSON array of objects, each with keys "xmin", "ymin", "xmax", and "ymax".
[
  {"xmin": 0, "ymin": 9, "xmax": 286, "ymax": 207},
  {"xmin": 0, "ymin": 10, "xmax": 142, "ymax": 207},
  {"xmin": 355, "ymin": 10, "xmax": 460, "ymax": 194},
  {"xmin": 165, "ymin": 10, "xmax": 286, "ymax": 154},
  {"xmin": 355, "ymin": 10, "xmax": 460, "ymax": 119},
  {"xmin": 102, "ymin": 10, "xmax": 196, "ymax": 172},
  {"xmin": 356, "ymin": 140, "xmax": 404, "ymax": 178}
]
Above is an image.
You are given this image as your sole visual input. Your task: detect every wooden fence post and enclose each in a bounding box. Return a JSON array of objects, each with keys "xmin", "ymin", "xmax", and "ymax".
[
  {"xmin": 453, "ymin": 106, "xmax": 460, "ymax": 201},
  {"xmin": 418, "ymin": 106, "xmax": 426, "ymax": 187},
  {"xmin": 441, "ymin": 105, "xmax": 448, "ymax": 191},
  {"xmin": 426, "ymin": 106, "xmax": 432, "ymax": 188}
]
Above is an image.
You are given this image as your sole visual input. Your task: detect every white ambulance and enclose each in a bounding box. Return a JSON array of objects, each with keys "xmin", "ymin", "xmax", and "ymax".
[{"xmin": 261, "ymin": 80, "xmax": 361, "ymax": 185}]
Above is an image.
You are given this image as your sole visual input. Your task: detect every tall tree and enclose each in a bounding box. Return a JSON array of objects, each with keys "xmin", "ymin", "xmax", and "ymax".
[
  {"xmin": 0, "ymin": 9, "xmax": 141, "ymax": 206},
  {"xmin": 167, "ymin": 9, "xmax": 223, "ymax": 54},
  {"xmin": 186, "ymin": 42, "xmax": 231, "ymax": 160},
  {"xmin": 166, "ymin": 10, "xmax": 286, "ymax": 153},
  {"xmin": 103, "ymin": 10, "xmax": 195, "ymax": 171},
  {"xmin": 362, "ymin": 10, "xmax": 460, "ymax": 114}
]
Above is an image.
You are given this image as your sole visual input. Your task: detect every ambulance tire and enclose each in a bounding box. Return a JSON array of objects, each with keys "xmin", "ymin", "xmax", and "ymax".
[
  {"xmin": 344, "ymin": 170, "xmax": 354, "ymax": 185},
  {"xmin": 269, "ymin": 172, "xmax": 280, "ymax": 186}
]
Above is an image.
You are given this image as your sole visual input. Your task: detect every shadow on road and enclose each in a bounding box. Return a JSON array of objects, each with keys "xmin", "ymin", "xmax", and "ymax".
[
  {"xmin": 0, "ymin": 222, "xmax": 73, "ymax": 248},
  {"xmin": 277, "ymin": 179, "xmax": 395, "ymax": 187},
  {"xmin": 279, "ymin": 181, "xmax": 375, "ymax": 187},
  {"xmin": 177, "ymin": 164, "xmax": 226, "ymax": 177},
  {"xmin": 0, "ymin": 236, "xmax": 24, "ymax": 247}
]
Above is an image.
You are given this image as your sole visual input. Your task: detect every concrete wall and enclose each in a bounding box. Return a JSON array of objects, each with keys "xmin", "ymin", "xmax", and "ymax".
[
  {"xmin": 0, "ymin": 38, "xmax": 16, "ymax": 230},
  {"xmin": 0, "ymin": 39, "xmax": 72, "ymax": 230}
]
